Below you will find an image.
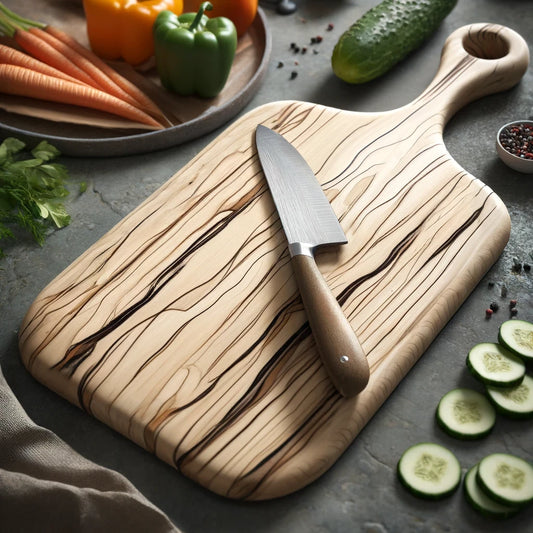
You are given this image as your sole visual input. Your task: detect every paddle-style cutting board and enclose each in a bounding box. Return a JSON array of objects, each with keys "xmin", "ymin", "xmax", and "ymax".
[{"xmin": 19, "ymin": 24, "xmax": 529, "ymax": 500}]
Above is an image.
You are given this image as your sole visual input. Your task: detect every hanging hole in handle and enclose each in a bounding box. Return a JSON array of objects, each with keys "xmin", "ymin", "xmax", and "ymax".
[{"xmin": 462, "ymin": 28, "xmax": 510, "ymax": 60}]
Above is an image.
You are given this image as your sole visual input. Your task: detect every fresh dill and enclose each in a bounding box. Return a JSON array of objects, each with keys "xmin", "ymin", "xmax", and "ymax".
[{"xmin": 0, "ymin": 137, "xmax": 71, "ymax": 257}]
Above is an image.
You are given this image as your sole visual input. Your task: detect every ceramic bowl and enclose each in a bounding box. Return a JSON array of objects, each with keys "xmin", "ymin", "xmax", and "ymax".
[{"xmin": 496, "ymin": 120, "xmax": 533, "ymax": 174}]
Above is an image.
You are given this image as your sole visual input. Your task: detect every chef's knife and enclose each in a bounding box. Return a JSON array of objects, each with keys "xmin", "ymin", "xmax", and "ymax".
[{"xmin": 255, "ymin": 125, "xmax": 369, "ymax": 397}]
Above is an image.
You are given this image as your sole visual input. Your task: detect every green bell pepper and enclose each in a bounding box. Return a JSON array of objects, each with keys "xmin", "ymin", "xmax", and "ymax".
[{"xmin": 153, "ymin": 2, "xmax": 237, "ymax": 98}]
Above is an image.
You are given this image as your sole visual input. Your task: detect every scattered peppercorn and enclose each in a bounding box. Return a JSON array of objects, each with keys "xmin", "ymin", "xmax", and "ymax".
[
  {"xmin": 488, "ymin": 281, "xmax": 495, "ymax": 288},
  {"xmin": 511, "ymin": 258, "xmax": 522, "ymax": 273},
  {"xmin": 327, "ymin": 23, "xmax": 334, "ymax": 31},
  {"xmin": 290, "ymin": 71, "xmax": 298, "ymax": 80},
  {"xmin": 489, "ymin": 302, "xmax": 499, "ymax": 312},
  {"xmin": 301, "ymin": 47, "xmax": 307, "ymax": 54},
  {"xmin": 485, "ymin": 308, "xmax": 494, "ymax": 318},
  {"xmin": 524, "ymin": 263, "xmax": 531, "ymax": 272},
  {"xmin": 277, "ymin": 61, "xmax": 284, "ymax": 68},
  {"xmin": 510, "ymin": 299, "xmax": 518, "ymax": 308},
  {"xmin": 500, "ymin": 285, "xmax": 508, "ymax": 298},
  {"xmin": 511, "ymin": 307, "xmax": 518, "ymax": 317},
  {"xmin": 313, "ymin": 49, "xmax": 319, "ymax": 55},
  {"xmin": 499, "ymin": 122, "xmax": 533, "ymax": 160}
]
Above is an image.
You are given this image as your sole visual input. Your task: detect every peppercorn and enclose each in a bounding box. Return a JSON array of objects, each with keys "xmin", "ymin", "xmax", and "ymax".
[
  {"xmin": 489, "ymin": 302, "xmax": 499, "ymax": 312},
  {"xmin": 511, "ymin": 307, "xmax": 518, "ymax": 317},
  {"xmin": 290, "ymin": 71, "xmax": 298, "ymax": 80},
  {"xmin": 499, "ymin": 122, "xmax": 533, "ymax": 160},
  {"xmin": 485, "ymin": 308, "xmax": 494, "ymax": 318},
  {"xmin": 510, "ymin": 299, "xmax": 518, "ymax": 308},
  {"xmin": 511, "ymin": 258, "xmax": 522, "ymax": 273}
]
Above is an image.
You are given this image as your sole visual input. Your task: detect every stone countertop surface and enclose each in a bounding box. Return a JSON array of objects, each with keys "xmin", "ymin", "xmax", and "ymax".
[{"xmin": 1, "ymin": 0, "xmax": 532, "ymax": 531}]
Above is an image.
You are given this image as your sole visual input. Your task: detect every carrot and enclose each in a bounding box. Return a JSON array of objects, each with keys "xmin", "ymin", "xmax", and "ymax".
[
  {"xmin": 0, "ymin": 64, "xmax": 164, "ymax": 130},
  {"xmin": 12, "ymin": 28, "xmax": 100, "ymax": 88},
  {"xmin": 28, "ymin": 27, "xmax": 146, "ymax": 111},
  {"xmin": 45, "ymin": 25, "xmax": 170, "ymax": 125},
  {"xmin": 0, "ymin": 43, "xmax": 84, "ymax": 85},
  {"xmin": 0, "ymin": 2, "xmax": 170, "ymax": 127}
]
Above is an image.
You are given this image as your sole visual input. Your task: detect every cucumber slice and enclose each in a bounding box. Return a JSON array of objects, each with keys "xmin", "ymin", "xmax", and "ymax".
[
  {"xmin": 467, "ymin": 342, "xmax": 525, "ymax": 387},
  {"xmin": 476, "ymin": 453, "xmax": 533, "ymax": 507},
  {"xmin": 486, "ymin": 373, "xmax": 533, "ymax": 419},
  {"xmin": 499, "ymin": 319, "xmax": 533, "ymax": 362},
  {"xmin": 464, "ymin": 464, "xmax": 520, "ymax": 519},
  {"xmin": 436, "ymin": 388, "xmax": 496, "ymax": 439},
  {"xmin": 397, "ymin": 442, "xmax": 461, "ymax": 499}
]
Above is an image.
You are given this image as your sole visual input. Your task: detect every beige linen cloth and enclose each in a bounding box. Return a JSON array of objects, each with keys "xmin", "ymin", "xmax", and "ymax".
[{"xmin": 0, "ymin": 367, "xmax": 180, "ymax": 533}]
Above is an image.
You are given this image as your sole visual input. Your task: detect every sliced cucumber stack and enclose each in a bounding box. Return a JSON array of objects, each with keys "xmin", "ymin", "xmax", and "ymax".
[
  {"xmin": 436, "ymin": 388, "xmax": 496, "ymax": 439},
  {"xmin": 398, "ymin": 320, "xmax": 533, "ymax": 517},
  {"xmin": 397, "ymin": 443, "xmax": 461, "ymax": 499},
  {"xmin": 464, "ymin": 464, "xmax": 520, "ymax": 519},
  {"xmin": 486, "ymin": 374, "xmax": 533, "ymax": 419},
  {"xmin": 476, "ymin": 453, "xmax": 533, "ymax": 507},
  {"xmin": 467, "ymin": 342, "xmax": 525, "ymax": 387},
  {"xmin": 499, "ymin": 319, "xmax": 533, "ymax": 362}
]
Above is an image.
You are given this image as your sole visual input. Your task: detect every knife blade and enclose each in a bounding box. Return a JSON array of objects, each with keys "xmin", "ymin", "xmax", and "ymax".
[{"xmin": 255, "ymin": 125, "xmax": 369, "ymax": 397}]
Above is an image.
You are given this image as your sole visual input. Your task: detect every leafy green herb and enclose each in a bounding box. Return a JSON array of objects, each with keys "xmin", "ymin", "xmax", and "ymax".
[{"xmin": 0, "ymin": 137, "xmax": 71, "ymax": 257}]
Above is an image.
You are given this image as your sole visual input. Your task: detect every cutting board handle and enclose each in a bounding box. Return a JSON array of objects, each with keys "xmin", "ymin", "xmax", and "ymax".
[{"xmin": 415, "ymin": 23, "xmax": 529, "ymax": 124}]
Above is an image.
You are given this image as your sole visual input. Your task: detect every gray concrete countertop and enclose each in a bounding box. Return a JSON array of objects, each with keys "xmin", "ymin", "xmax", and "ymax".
[{"xmin": 1, "ymin": 1, "xmax": 532, "ymax": 531}]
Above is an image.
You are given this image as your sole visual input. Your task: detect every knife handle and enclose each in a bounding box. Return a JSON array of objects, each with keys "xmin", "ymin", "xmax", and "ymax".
[{"xmin": 291, "ymin": 254, "xmax": 370, "ymax": 397}]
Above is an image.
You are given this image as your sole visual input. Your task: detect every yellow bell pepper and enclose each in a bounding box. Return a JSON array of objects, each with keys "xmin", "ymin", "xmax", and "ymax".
[{"xmin": 82, "ymin": 0, "xmax": 183, "ymax": 65}]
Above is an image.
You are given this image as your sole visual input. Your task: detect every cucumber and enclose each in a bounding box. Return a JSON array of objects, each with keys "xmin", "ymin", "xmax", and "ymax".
[
  {"xmin": 486, "ymin": 373, "xmax": 533, "ymax": 419},
  {"xmin": 397, "ymin": 442, "xmax": 461, "ymax": 499},
  {"xmin": 464, "ymin": 464, "xmax": 520, "ymax": 519},
  {"xmin": 436, "ymin": 388, "xmax": 496, "ymax": 439},
  {"xmin": 331, "ymin": 0, "xmax": 457, "ymax": 84},
  {"xmin": 476, "ymin": 453, "xmax": 533, "ymax": 507},
  {"xmin": 499, "ymin": 319, "xmax": 533, "ymax": 362},
  {"xmin": 467, "ymin": 342, "xmax": 526, "ymax": 387}
]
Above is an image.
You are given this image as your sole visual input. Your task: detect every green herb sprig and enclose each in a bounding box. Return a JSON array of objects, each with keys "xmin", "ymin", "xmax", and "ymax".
[{"xmin": 0, "ymin": 137, "xmax": 71, "ymax": 257}]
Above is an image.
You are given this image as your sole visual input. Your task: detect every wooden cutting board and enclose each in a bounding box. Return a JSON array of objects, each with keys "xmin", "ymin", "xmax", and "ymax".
[{"xmin": 19, "ymin": 23, "xmax": 529, "ymax": 501}]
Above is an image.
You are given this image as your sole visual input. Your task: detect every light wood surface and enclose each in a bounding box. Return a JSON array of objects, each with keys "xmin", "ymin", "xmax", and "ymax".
[{"xmin": 19, "ymin": 24, "xmax": 529, "ymax": 500}]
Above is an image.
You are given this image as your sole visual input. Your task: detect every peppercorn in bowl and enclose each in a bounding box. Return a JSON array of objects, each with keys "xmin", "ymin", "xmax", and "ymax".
[{"xmin": 496, "ymin": 120, "xmax": 533, "ymax": 174}]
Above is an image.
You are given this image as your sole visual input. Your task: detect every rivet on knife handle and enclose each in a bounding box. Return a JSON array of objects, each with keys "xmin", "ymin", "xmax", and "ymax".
[
  {"xmin": 255, "ymin": 124, "xmax": 370, "ymax": 397},
  {"xmin": 291, "ymin": 253, "xmax": 369, "ymax": 397}
]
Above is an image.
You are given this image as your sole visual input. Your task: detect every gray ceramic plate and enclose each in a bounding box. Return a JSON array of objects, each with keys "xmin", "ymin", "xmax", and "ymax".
[{"xmin": 0, "ymin": 8, "xmax": 271, "ymax": 158}]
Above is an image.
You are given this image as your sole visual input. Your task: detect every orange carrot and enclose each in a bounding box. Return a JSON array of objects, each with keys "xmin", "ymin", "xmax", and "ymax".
[
  {"xmin": 0, "ymin": 64, "xmax": 164, "ymax": 130},
  {"xmin": 0, "ymin": 43, "xmax": 84, "ymax": 85},
  {"xmin": 0, "ymin": 3, "xmax": 169, "ymax": 126},
  {"xmin": 28, "ymin": 27, "xmax": 146, "ymax": 111},
  {"xmin": 13, "ymin": 28, "xmax": 100, "ymax": 88},
  {"xmin": 44, "ymin": 25, "xmax": 170, "ymax": 125}
]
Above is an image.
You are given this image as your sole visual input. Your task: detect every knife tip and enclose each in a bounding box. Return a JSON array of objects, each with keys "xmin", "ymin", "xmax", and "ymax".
[{"xmin": 256, "ymin": 124, "xmax": 272, "ymax": 136}]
